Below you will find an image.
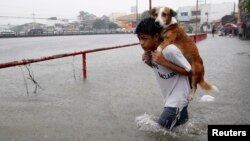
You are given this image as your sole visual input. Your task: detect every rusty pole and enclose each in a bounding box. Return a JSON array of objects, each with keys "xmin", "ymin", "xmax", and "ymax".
[
  {"xmin": 149, "ymin": 0, "xmax": 152, "ymax": 10},
  {"xmin": 82, "ymin": 53, "xmax": 87, "ymax": 80},
  {"xmin": 195, "ymin": 0, "xmax": 198, "ymax": 43}
]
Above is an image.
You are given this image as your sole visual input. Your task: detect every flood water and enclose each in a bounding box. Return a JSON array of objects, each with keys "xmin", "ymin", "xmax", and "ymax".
[{"xmin": 0, "ymin": 34, "xmax": 250, "ymax": 141}]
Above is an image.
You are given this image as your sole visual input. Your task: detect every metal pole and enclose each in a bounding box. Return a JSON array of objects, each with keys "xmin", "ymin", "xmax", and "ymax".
[
  {"xmin": 207, "ymin": 13, "xmax": 208, "ymax": 33},
  {"xmin": 82, "ymin": 53, "xmax": 87, "ymax": 80},
  {"xmin": 149, "ymin": 0, "xmax": 152, "ymax": 10},
  {"xmin": 136, "ymin": 0, "xmax": 138, "ymax": 24},
  {"xmin": 195, "ymin": 0, "xmax": 198, "ymax": 43},
  {"xmin": 205, "ymin": 12, "xmax": 208, "ymax": 33},
  {"xmin": 233, "ymin": 2, "xmax": 235, "ymax": 16}
]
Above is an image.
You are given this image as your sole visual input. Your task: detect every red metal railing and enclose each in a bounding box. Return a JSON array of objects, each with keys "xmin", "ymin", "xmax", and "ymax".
[
  {"xmin": 0, "ymin": 34, "xmax": 207, "ymax": 79},
  {"xmin": 189, "ymin": 33, "xmax": 207, "ymax": 42},
  {"xmin": 0, "ymin": 43, "xmax": 140, "ymax": 79}
]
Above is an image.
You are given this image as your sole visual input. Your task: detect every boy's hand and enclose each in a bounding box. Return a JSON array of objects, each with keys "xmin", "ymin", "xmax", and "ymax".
[
  {"xmin": 152, "ymin": 51, "xmax": 167, "ymax": 66},
  {"xmin": 142, "ymin": 51, "xmax": 152, "ymax": 65}
]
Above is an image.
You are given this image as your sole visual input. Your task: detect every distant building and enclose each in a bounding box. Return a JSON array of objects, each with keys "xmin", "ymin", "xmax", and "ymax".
[
  {"xmin": 45, "ymin": 17, "xmax": 69, "ymax": 33},
  {"xmin": 115, "ymin": 13, "xmax": 140, "ymax": 31},
  {"xmin": 11, "ymin": 22, "xmax": 46, "ymax": 35},
  {"xmin": 177, "ymin": 2, "xmax": 238, "ymax": 32},
  {"xmin": 178, "ymin": 6, "xmax": 192, "ymax": 22},
  {"xmin": 109, "ymin": 13, "xmax": 127, "ymax": 23},
  {"xmin": 27, "ymin": 28, "xmax": 43, "ymax": 35},
  {"xmin": 0, "ymin": 28, "xmax": 16, "ymax": 37}
]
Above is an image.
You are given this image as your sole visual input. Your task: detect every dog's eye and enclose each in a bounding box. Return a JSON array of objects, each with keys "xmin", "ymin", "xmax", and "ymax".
[
  {"xmin": 162, "ymin": 13, "xmax": 167, "ymax": 17},
  {"xmin": 153, "ymin": 13, "xmax": 158, "ymax": 17}
]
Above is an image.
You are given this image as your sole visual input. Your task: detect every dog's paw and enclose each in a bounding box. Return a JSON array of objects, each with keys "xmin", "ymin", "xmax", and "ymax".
[
  {"xmin": 188, "ymin": 94, "xmax": 194, "ymax": 101},
  {"xmin": 211, "ymin": 85, "xmax": 219, "ymax": 93},
  {"xmin": 143, "ymin": 60, "xmax": 152, "ymax": 67},
  {"xmin": 156, "ymin": 47, "xmax": 163, "ymax": 52},
  {"xmin": 143, "ymin": 59, "xmax": 150, "ymax": 64}
]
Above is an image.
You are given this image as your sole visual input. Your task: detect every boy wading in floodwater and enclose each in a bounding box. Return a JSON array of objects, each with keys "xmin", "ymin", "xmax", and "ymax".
[{"xmin": 135, "ymin": 17, "xmax": 192, "ymax": 130}]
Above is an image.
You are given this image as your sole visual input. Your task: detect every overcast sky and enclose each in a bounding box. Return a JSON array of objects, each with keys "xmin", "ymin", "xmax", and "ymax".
[{"xmin": 0, "ymin": 0, "xmax": 239, "ymax": 25}]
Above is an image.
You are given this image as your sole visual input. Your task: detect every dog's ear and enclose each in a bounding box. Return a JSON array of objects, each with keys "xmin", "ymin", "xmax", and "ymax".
[
  {"xmin": 170, "ymin": 9, "xmax": 177, "ymax": 17},
  {"xmin": 148, "ymin": 7, "xmax": 157, "ymax": 16}
]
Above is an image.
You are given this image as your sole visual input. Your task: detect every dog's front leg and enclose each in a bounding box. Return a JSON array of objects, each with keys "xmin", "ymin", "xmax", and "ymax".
[
  {"xmin": 157, "ymin": 32, "xmax": 177, "ymax": 53},
  {"xmin": 157, "ymin": 39, "xmax": 174, "ymax": 52}
]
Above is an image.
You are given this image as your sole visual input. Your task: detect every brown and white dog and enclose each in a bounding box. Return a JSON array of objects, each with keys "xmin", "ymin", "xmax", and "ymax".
[{"xmin": 149, "ymin": 6, "xmax": 218, "ymax": 100}]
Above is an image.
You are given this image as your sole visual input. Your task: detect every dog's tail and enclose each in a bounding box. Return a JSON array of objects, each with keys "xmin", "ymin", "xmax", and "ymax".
[{"xmin": 199, "ymin": 79, "xmax": 219, "ymax": 93}]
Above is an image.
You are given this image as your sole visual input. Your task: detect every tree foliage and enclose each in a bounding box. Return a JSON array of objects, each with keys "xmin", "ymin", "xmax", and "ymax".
[
  {"xmin": 92, "ymin": 18, "xmax": 118, "ymax": 29},
  {"xmin": 93, "ymin": 19, "xmax": 105, "ymax": 29},
  {"xmin": 239, "ymin": 0, "xmax": 250, "ymax": 13},
  {"xmin": 108, "ymin": 22, "xmax": 118, "ymax": 29},
  {"xmin": 247, "ymin": 0, "xmax": 250, "ymax": 12}
]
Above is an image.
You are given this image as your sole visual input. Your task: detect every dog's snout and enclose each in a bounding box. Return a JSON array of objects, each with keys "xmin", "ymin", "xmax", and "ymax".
[
  {"xmin": 154, "ymin": 21, "xmax": 162, "ymax": 28},
  {"xmin": 155, "ymin": 21, "xmax": 160, "ymax": 26}
]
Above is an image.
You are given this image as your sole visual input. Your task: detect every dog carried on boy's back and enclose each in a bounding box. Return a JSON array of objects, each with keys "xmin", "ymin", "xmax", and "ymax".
[{"xmin": 149, "ymin": 6, "xmax": 218, "ymax": 100}]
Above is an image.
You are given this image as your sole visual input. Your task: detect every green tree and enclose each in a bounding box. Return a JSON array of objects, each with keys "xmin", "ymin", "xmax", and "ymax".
[
  {"xmin": 108, "ymin": 22, "xmax": 118, "ymax": 29},
  {"xmin": 78, "ymin": 11, "xmax": 88, "ymax": 20},
  {"xmin": 247, "ymin": 0, "xmax": 250, "ymax": 12},
  {"xmin": 93, "ymin": 19, "xmax": 105, "ymax": 29},
  {"xmin": 239, "ymin": 0, "xmax": 250, "ymax": 12},
  {"xmin": 93, "ymin": 17, "xmax": 118, "ymax": 29},
  {"xmin": 78, "ymin": 11, "xmax": 97, "ymax": 30}
]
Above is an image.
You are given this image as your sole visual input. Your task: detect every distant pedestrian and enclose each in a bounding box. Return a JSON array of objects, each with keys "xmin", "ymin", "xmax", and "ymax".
[
  {"xmin": 242, "ymin": 22, "xmax": 247, "ymax": 39},
  {"xmin": 238, "ymin": 25, "xmax": 243, "ymax": 38},
  {"xmin": 228, "ymin": 28, "xmax": 233, "ymax": 37},
  {"xmin": 212, "ymin": 26, "xmax": 216, "ymax": 38}
]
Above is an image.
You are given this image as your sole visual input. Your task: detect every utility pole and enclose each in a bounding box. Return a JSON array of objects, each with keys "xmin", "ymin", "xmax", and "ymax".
[
  {"xmin": 233, "ymin": 2, "xmax": 236, "ymax": 16},
  {"xmin": 136, "ymin": 0, "xmax": 138, "ymax": 25},
  {"xmin": 31, "ymin": 12, "xmax": 36, "ymax": 30},
  {"xmin": 195, "ymin": 0, "xmax": 198, "ymax": 42},
  {"xmin": 149, "ymin": 0, "xmax": 152, "ymax": 10},
  {"xmin": 32, "ymin": 12, "xmax": 36, "ymax": 23},
  {"xmin": 205, "ymin": 12, "xmax": 208, "ymax": 33}
]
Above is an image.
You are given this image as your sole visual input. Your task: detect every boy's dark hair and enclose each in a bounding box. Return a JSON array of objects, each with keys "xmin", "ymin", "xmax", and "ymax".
[{"xmin": 135, "ymin": 17, "xmax": 163, "ymax": 36}]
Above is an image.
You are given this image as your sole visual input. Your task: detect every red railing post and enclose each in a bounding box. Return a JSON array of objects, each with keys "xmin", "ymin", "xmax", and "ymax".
[{"xmin": 82, "ymin": 53, "xmax": 87, "ymax": 80}]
